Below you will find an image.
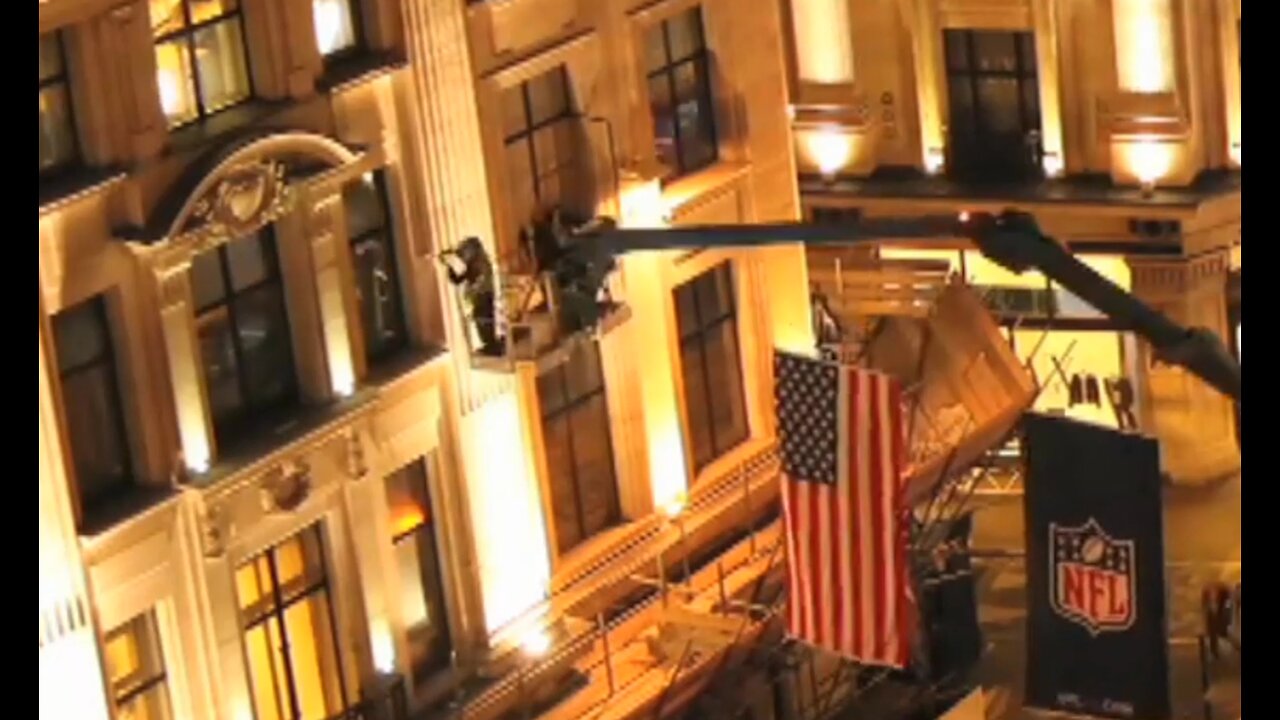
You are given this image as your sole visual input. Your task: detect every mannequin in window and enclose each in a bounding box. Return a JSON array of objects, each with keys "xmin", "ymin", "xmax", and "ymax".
[
  {"xmin": 1105, "ymin": 377, "xmax": 1138, "ymax": 431},
  {"xmin": 439, "ymin": 237, "xmax": 503, "ymax": 356}
]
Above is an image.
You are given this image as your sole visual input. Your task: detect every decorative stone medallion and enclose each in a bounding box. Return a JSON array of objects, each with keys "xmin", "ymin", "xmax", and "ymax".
[{"xmin": 181, "ymin": 160, "xmax": 293, "ymax": 247}]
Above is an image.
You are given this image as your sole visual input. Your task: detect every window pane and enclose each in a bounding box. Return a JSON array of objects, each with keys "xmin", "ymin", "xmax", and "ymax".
[
  {"xmin": 313, "ymin": 0, "xmax": 358, "ymax": 57},
  {"xmin": 197, "ymin": 308, "xmax": 244, "ymax": 423},
  {"xmin": 193, "ymin": 19, "xmax": 250, "ymax": 114},
  {"xmin": 674, "ymin": 282, "xmax": 699, "ymax": 339},
  {"xmin": 104, "ymin": 613, "xmax": 172, "ymax": 720},
  {"xmin": 543, "ymin": 418, "xmax": 582, "ymax": 553},
  {"xmin": 502, "ymin": 85, "xmax": 529, "ymax": 139},
  {"xmin": 947, "ymin": 76, "xmax": 975, "ymax": 138},
  {"xmin": 394, "ymin": 536, "xmax": 431, "ymax": 629},
  {"xmin": 39, "ymin": 86, "xmax": 77, "ymax": 173},
  {"xmin": 666, "ymin": 8, "xmax": 705, "ymax": 62},
  {"xmin": 353, "ymin": 234, "xmax": 407, "ymax": 359},
  {"xmin": 244, "ymin": 620, "xmax": 287, "ymax": 720},
  {"xmin": 675, "ymin": 63, "xmax": 716, "ymax": 172},
  {"xmin": 190, "ymin": 250, "xmax": 227, "ymax": 311},
  {"xmin": 1017, "ymin": 33, "xmax": 1037, "ymax": 73},
  {"xmin": 644, "ymin": 24, "xmax": 668, "ymax": 73},
  {"xmin": 53, "ymin": 302, "xmax": 107, "ymax": 372},
  {"xmin": 154, "ymin": 39, "xmax": 199, "ymax": 126},
  {"xmin": 693, "ymin": 263, "xmax": 733, "ymax": 322},
  {"xmin": 569, "ymin": 396, "xmax": 618, "ymax": 537},
  {"xmin": 537, "ymin": 367, "xmax": 567, "ymax": 416},
  {"xmin": 189, "ymin": 0, "xmax": 240, "ymax": 25},
  {"xmin": 149, "ymin": 0, "xmax": 187, "ymax": 37},
  {"xmin": 232, "ymin": 283, "xmax": 296, "ymax": 410},
  {"xmin": 386, "ymin": 461, "xmax": 430, "ymax": 538},
  {"xmin": 532, "ymin": 124, "xmax": 565, "ymax": 178},
  {"xmin": 563, "ymin": 344, "xmax": 604, "ymax": 402},
  {"xmin": 506, "ymin": 141, "xmax": 537, "ymax": 214},
  {"xmin": 344, "ymin": 174, "xmax": 388, "ymax": 239},
  {"xmin": 704, "ymin": 320, "xmax": 748, "ymax": 453},
  {"xmin": 527, "ymin": 68, "xmax": 569, "ymax": 126},
  {"xmin": 117, "ymin": 683, "xmax": 172, "ymax": 720},
  {"xmin": 944, "ymin": 31, "xmax": 969, "ymax": 72},
  {"xmin": 975, "ymin": 77, "xmax": 1022, "ymax": 136},
  {"xmin": 282, "ymin": 594, "xmax": 345, "ymax": 719},
  {"xmin": 61, "ymin": 367, "xmax": 132, "ymax": 502},
  {"xmin": 38, "ymin": 34, "xmax": 64, "ymax": 83},
  {"xmin": 973, "ymin": 31, "xmax": 1017, "ymax": 72},
  {"xmin": 680, "ymin": 340, "xmax": 714, "ymax": 469},
  {"xmin": 225, "ymin": 233, "xmax": 270, "ymax": 292},
  {"xmin": 648, "ymin": 75, "xmax": 677, "ymax": 176}
]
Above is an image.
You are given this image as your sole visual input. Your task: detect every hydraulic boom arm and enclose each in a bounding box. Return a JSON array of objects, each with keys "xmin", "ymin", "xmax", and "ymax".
[{"xmin": 568, "ymin": 210, "xmax": 1240, "ymax": 401}]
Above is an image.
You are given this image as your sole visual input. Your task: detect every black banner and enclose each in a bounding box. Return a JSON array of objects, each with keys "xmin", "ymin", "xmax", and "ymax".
[{"xmin": 1022, "ymin": 414, "xmax": 1171, "ymax": 719}]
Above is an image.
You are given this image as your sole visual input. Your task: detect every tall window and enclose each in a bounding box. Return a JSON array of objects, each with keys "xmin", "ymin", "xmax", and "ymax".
[
  {"xmin": 674, "ymin": 263, "xmax": 748, "ymax": 472},
  {"xmin": 344, "ymin": 172, "xmax": 409, "ymax": 366},
  {"xmin": 39, "ymin": 32, "xmax": 79, "ymax": 177},
  {"xmin": 502, "ymin": 66, "xmax": 577, "ymax": 223},
  {"xmin": 312, "ymin": 0, "xmax": 360, "ymax": 59},
  {"xmin": 944, "ymin": 30, "xmax": 1042, "ymax": 183},
  {"xmin": 386, "ymin": 459, "xmax": 452, "ymax": 685},
  {"xmin": 538, "ymin": 343, "xmax": 620, "ymax": 553},
  {"xmin": 236, "ymin": 525, "xmax": 347, "ymax": 720},
  {"xmin": 150, "ymin": 0, "xmax": 252, "ymax": 127},
  {"xmin": 103, "ymin": 612, "xmax": 173, "ymax": 720},
  {"xmin": 52, "ymin": 297, "xmax": 133, "ymax": 517},
  {"xmin": 191, "ymin": 227, "xmax": 297, "ymax": 447},
  {"xmin": 645, "ymin": 6, "xmax": 718, "ymax": 179}
]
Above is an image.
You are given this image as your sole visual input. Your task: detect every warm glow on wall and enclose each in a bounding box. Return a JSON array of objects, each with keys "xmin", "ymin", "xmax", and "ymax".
[
  {"xmin": 924, "ymin": 147, "xmax": 945, "ymax": 175},
  {"xmin": 460, "ymin": 394, "xmax": 551, "ymax": 632},
  {"xmin": 1113, "ymin": 0, "xmax": 1175, "ymax": 93},
  {"xmin": 1230, "ymin": 142, "xmax": 1241, "ymax": 167},
  {"xmin": 1124, "ymin": 137, "xmax": 1173, "ymax": 186},
  {"xmin": 800, "ymin": 126, "xmax": 855, "ymax": 178},
  {"xmin": 620, "ymin": 176, "xmax": 668, "ymax": 228},
  {"xmin": 789, "ymin": 0, "xmax": 854, "ymax": 84},
  {"xmin": 40, "ymin": 630, "xmax": 112, "ymax": 720},
  {"xmin": 370, "ymin": 617, "xmax": 396, "ymax": 673},
  {"xmin": 649, "ymin": 420, "xmax": 690, "ymax": 514},
  {"xmin": 1042, "ymin": 152, "xmax": 1064, "ymax": 178}
]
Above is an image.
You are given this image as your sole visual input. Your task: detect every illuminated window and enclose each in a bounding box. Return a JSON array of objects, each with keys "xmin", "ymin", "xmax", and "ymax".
[
  {"xmin": 385, "ymin": 459, "xmax": 452, "ymax": 685},
  {"xmin": 674, "ymin": 263, "xmax": 748, "ymax": 472},
  {"xmin": 344, "ymin": 172, "xmax": 409, "ymax": 366},
  {"xmin": 39, "ymin": 32, "xmax": 79, "ymax": 177},
  {"xmin": 103, "ymin": 612, "xmax": 172, "ymax": 720},
  {"xmin": 191, "ymin": 227, "xmax": 298, "ymax": 448},
  {"xmin": 236, "ymin": 525, "xmax": 347, "ymax": 720},
  {"xmin": 502, "ymin": 65, "xmax": 577, "ymax": 224},
  {"xmin": 645, "ymin": 6, "xmax": 717, "ymax": 179},
  {"xmin": 150, "ymin": 0, "xmax": 252, "ymax": 127},
  {"xmin": 536, "ymin": 342, "xmax": 619, "ymax": 554},
  {"xmin": 52, "ymin": 296, "xmax": 133, "ymax": 520},
  {"xmin": 312, "ymin": 0, "xmax": 360, "ymax": 59}
]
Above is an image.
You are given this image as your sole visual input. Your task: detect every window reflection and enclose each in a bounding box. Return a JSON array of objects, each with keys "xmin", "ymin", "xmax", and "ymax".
[
  {"xmin": 313, "ymin": 0, "xmax": 359, "ymax": 58},
  {"xmin": 645, "ymin": 6, "xmax": 717, "ymax": 179},
  {"xmin": 343, "ymin": 172, "xmax": 409, "ymax": 366}
]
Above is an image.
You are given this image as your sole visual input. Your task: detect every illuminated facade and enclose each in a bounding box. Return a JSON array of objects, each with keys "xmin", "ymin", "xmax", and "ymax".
[
  {"xmin": 39, "ymin": 0, "xmax": 809, "ymax": 718},
  {"xmin": 787, "ymin": 0, "xmax": 1242, "ymax": 485}
]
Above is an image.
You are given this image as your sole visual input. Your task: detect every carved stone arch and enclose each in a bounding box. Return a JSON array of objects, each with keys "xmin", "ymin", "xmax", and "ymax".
[{"xmin": 130, "ymin": 129, "xmax": 363, "ymax": 255}]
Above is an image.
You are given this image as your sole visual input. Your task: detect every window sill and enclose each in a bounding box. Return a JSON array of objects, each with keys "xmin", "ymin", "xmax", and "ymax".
[
  {"xmin": 189, "ymin": 391, "xmax": 380, "ymax": 489},
  {"xmin": 39, "ymin": 166, "xmax": 127, "ymax": 216},
  {"xmin": 363, "ymin": 344, "xmax": 451, "ymax": 390},
  {"xmin": 548, "ymin": 519, "xmax": 653, "ymax": 594},
  {"xmin": 318, "ymin": 51, "xmax": 408, "ymax": 95},
  {"xmin": 661, "ymin": 161, "xmax": 753, "ymax": 221},
  {"xmin": 165, "ymin": 99, "xmax": 295, "ymax": 158},
  {"xmin": 77, "ymin": 484, "xmax": 180, "ymax": 538}
]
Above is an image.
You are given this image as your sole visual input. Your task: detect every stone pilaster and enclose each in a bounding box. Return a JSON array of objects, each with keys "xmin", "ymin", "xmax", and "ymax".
[
  {"xmin": 1128, "ymin": 252, "xmax": 1240, "ymax": 485},
  {"xmin": 155, "ymin": 263, "xmax": 216, "ymax": 472}
]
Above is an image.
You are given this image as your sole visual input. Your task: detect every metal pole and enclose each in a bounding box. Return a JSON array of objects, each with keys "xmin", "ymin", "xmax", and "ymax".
[{"xmin": 598, "ymin": 612, "xmax": 616, "ymax": 696}]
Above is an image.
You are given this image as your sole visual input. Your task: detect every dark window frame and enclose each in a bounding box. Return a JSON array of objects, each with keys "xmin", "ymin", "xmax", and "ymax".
[
  {"xmin": 503, "ymin": 66, "xmax": 576, "ymax": 207},
  {"xmin": 152, "ymin": 0, "xmax": 255, "ymax": 128},
  {"xmin": 346, "ymin": 171, "xmax": 410, "ymax": 366},
  {"xmin": 537, "ymin": 343, "xmax": 621, "ymax": 554},
  {"xmin": 646, "ymin": 6, "xmax": 719, "ymax": 180},
  {"xmin": 192, "ymin": 226, "xmax": 299, "ymax": 446},
  {"xmin": 52, "ymin": 296, "xmax": 135, "ymax": 515},
  {"xmin": 238, "ymin": 525, "xmax": 348, "ymax": 719},
  {"xmin": 313, "ymin": 0, "xmax": 366, "ymax": 64},
  {"xmin": 675, "ymin": 263, "xmax": 749, "ymax": 472},
  {"xmin": 39, "ymin": 30, "xmax": 81, "ymax": 178},
  {"xmin": 386, "ymin": 459, "xmax": 454, "ymax": 682},
  {"xmin": 943, "ymin": 29, "xmax": 1043, "ymax": 183},
  {"xmin": 104, "ymin": 612, "xmax": 172, "ymax": 719}
]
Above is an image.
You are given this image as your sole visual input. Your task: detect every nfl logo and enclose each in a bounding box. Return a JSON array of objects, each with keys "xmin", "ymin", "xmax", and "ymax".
[{"xmin": 1049, "ymin": 518, "xmax": 1137, "ymax": 636}]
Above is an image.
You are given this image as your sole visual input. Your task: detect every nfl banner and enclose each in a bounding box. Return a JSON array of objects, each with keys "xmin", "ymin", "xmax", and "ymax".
[{"xmin": 1022, "ymin": 414, "xmax": 1171, "ymax": 720}]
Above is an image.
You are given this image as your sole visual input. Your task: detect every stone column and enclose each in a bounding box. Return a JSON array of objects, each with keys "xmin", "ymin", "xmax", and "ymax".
[
  {"xmin": 156, "ymin": 263, "xmax": 216, "ymax": 473},
  {"xmin": 599, "ymin": 307, "xmax": 654, "ymax": 519},
  {"xmin": 1128, "ymin": 252, "xmax": 1240, "ymax": 485},
  {"xmin": 306, "ymin": 193, "xmax": 359, "ymax": 396},
  {"xmin": 39, "ymin": 306, "xmax": 112, "ymax": 720}
]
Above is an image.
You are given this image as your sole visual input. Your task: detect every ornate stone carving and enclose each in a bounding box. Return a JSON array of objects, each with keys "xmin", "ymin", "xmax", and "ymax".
[
  {"xmin": 201, "ymin": 503, "xmax": 230, "ymax": 558},
  {"xmin": 259, "ymin": 459, "xmax": 312, "ymax": 513},
  {"xmin": 178, "ymin": 160, "xmax": 293, "ymax": 249},
  {"xmin": 344, "ymin": 429, "xmax": 368, "ymax": 480}
]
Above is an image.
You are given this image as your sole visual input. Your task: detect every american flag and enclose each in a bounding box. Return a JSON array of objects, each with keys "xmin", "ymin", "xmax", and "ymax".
[{"xmin": 774, "ymin": 350, "xmax": 913, "ymax": 667}]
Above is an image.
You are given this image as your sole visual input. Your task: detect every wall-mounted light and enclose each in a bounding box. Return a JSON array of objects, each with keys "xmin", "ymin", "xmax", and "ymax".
[
  {"xmin": 801, "ymin": 126, "xmax": 854, "ymax": 181},
  {"xmin": 370, "ymin": 619, "xmax": 396, "ymax": 674},
  {"xmin": 925, "ymin": 147, "xmax": 945, "ymax": 175},
  {"xmin": 1127, "ymin": 137, "xmax": 1172, "ymax": 193},
  {"xmin": 1042, "ymin": 152, "xmax": 1064, "ymax": 179},
  {"xmin": 521, "ymin": 628, "xmax": 551, "ymax": 658},
  {"xmin": 1230, "ymin": 142, "xmax": 1241, "ymax": 167}
]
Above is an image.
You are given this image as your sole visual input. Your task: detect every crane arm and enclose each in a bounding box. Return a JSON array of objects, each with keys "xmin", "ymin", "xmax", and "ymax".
[{"xmin": 564, "ymin": 210, "xmax": 1240, "ymax": 400}]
